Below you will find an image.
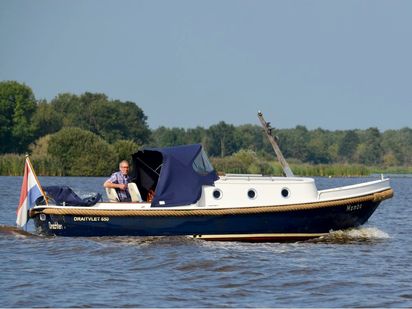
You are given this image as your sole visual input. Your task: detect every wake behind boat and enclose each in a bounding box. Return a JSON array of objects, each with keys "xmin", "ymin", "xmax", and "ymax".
[{"xmin": 24, "ymin": 113, "xmax": 393, "ymax": 241}]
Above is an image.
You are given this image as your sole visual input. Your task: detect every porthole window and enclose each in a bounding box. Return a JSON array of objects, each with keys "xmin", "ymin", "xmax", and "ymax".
[
  {"xmin": 281, "ymin": 188, "xmax": 290, "ymax": 198},
  {"xmin": 247, "ymin": 189, "xmax": 257, "ymax": 199},
  {"xmin": 213, "ymin": 189, "xmax": 222, "ymax": 199}
]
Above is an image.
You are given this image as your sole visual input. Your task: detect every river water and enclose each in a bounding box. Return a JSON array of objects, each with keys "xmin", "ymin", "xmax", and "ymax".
[{"xmin": 0, "ymin": 175, "xmax": 411, "ymax": 307}]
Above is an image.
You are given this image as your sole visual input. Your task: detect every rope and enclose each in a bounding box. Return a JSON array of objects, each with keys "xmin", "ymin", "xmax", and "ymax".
[{"xmin": 30, "ymin": 188, "xmax": 393, "ymax": 218}]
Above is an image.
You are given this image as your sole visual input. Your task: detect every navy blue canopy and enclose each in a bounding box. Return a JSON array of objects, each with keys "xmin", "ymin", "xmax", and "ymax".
[{"xmin": 132, "ymin": 144, "xmax": 218, "ymax": 207}]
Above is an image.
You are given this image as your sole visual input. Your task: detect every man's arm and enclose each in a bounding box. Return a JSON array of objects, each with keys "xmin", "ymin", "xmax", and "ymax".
[{"xmin": 104, "ymin": 180, "xmax": 128, "ymax": 190}]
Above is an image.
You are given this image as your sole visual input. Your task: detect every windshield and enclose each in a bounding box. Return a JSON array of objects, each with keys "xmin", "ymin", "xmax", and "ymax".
[{"xmin": 192, "ymin": 149, "xmax": 214, "ymax": 175}]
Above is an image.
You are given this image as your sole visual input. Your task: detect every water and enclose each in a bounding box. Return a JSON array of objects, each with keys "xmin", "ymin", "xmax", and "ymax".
[{"xmin": 1, "ymin": 176, "xmax": 411, "ymax": 307}]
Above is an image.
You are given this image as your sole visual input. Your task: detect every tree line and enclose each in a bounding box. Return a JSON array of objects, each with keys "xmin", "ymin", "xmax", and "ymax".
[{"xmin": 1, "ymin": 80, "xmax": 411, "ymax": 176}]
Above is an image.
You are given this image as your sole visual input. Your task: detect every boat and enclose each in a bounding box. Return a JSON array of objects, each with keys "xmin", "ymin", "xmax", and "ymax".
[{"xmin": 27, "ymin": 113, "xmax": 393, "ymax": 241}]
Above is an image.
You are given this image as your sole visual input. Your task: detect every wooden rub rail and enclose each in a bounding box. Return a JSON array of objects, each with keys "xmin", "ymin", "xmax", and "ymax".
[{"xmin": 30, "ymin": 188, "xmax": 393, "ymax": 218}]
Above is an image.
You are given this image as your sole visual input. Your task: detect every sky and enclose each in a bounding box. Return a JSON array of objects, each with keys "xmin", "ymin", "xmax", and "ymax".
[{"xmin": 1, "ymin": 0, "xmax": 411, "ymax": 131}]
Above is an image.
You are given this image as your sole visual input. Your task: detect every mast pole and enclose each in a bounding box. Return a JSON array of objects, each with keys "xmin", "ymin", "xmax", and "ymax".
[{"xmin": 257, "ymin": 111, "xmax": 294, "ymax": 177}]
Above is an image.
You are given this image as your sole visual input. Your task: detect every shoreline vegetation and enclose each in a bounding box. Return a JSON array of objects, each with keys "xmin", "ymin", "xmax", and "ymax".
[
  {"xmin": 1, "ymin": 80, "xmax": 411, "ymax": 177},
  {"xmin": 1, "ymin": 153, "xmax": 411, "ymax": 177}
]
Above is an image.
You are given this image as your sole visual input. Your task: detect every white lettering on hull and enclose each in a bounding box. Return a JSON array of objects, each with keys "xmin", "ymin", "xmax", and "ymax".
[
  {"xmin": 73, "ymin": 217, "xmax": 110, "ymax": 222},
  {"xmin": 346, "ymin": 204, "xmax": 363, "ymax": 212},
  {"xmin": 48, "ymin": 222, "xmax": 63, "ymax": 230}
]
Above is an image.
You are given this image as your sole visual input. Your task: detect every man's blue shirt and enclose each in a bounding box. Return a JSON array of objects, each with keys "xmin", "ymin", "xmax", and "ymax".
[{"xmin": 106, "ymin": 171, "xmax": 131, "ymax": 201}]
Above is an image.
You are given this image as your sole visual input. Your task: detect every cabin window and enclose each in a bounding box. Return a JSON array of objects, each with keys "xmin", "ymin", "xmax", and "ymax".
[
  {"xmin": 281, "ymin": 188, "xmax": 290, "ymax": 198},
  {"xmin": 247, "ymin": 189, "xmax": 257, "ymax": 199},
  {"xmin": 213, "ymin": 189, "xmax": 222, "ymax": 199},
  {"xmin": 193, "ymin": 149, "xmax": 214, "ymax": 175}
]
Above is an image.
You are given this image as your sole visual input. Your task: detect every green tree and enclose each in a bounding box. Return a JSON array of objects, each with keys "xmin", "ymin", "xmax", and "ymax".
[
  {"xmin": 29, "ymin": 134, "xmax": 51, "ymax": 157},
  {"xmin": 186, "ymin": 126, "xmax": 207, "ymax": 145},
  {"xmin": 277, "ymin": 126, "xmax": 310, "ymax": 162},
  {"xmin": 0, "ymin": 81, "xmax": 37, "ymax": 153},
  {"xmin": 111, "ymin": 139, "xmax": 140, "ymax": 164},
  {"xmin": 49, "ymin": 92, "xmax": 151, "ymax": 144},
  {"xmin": 49, "ymin": 93, "xmax": 82, "ymax": 126},
  {"xmin": 398, "ymin": 128, "xmax": 412, "ymax": 165},
  {"xmin": 382, "ymin": 128, "xmax": 412, "ymax": 166},
  {"xmin": 48, "ymin": 127, "xmax": 116, "ymax": 176},
  {"xmin": 307, "ymin": 128, "xmax": 332, "ymax": 164},
  {"xmin": 234, "ymin": 124, "xmax": 269, "ymax": 154},
  {"xmin": 338, "ymin": 130, "xmax": 360, "ymax": 162},
  {"xmin": 116, "ymin": 101, "xmax": 151, "ymax": 144},
  {"xmin": 206, "ymin": 121, "xmax": 238, "ymax": 157},
  {"xmin": 32, "ymin": 100, "xmax": 63, "ymax": 139},
  {"xmin": 151, "ymin": 126, "xmax": 187, "ymax": 147},
  {"xmin": 355, "ymin": 128, "xmax": 383, "ymax": 165}
]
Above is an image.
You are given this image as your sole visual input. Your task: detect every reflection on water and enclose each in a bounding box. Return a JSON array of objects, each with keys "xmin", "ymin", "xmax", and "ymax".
[{"xmin": 0, "ymin": 176, "xmax": 411, "ymax": 307}]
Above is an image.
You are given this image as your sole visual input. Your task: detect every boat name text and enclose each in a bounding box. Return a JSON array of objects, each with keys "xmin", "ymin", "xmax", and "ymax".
[
  {"xmin": 48, "ymin": 222, "xmax": 63, "ymax": 230},
  {"xmin": 346, "ymin": 204, "xmax": 362, "ymax": 212},
  {"xmin": 73, "ymin": 216, "xmax": 110, "ymax": 222}
]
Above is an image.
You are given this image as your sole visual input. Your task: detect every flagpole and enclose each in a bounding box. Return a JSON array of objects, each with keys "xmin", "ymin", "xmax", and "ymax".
[
  {"xmin": 25, "ymin": 155, "xmax": 48, "ymax": 206},
  {"xmin": 23, "ymin": 155, "xmax": 29, "ymax": 232},
  {"xmin": 16, "ymin": 154, "xmax": 48, "ymax": 230}
]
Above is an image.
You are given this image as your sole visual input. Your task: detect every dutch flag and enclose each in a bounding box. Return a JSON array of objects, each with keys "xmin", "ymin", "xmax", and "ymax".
[{"xmin": 16, "ymin": 157, "xmax": 46, "ymax": 228}]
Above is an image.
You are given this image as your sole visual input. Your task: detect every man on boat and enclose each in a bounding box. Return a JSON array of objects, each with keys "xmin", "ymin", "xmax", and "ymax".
[{"xmin": 104, "ymin": 160, "xmax": 131, "ymax": 202}]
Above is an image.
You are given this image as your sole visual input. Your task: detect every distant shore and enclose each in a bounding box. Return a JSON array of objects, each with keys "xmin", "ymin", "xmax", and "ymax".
[{"xmin": 1, "ymin": 153, "xmax": 410, "ymax": 177}]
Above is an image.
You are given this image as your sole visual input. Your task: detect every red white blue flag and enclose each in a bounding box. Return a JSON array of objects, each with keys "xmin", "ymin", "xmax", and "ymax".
[{"xmin": 16, "ymin": 157, "xmax": 46, "ymax": 228}]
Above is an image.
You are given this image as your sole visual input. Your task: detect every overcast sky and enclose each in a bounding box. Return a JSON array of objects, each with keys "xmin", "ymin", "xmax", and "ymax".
[{"xmin": 1, "ymin": 0, "xmax": 411, "ymax": 131}]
